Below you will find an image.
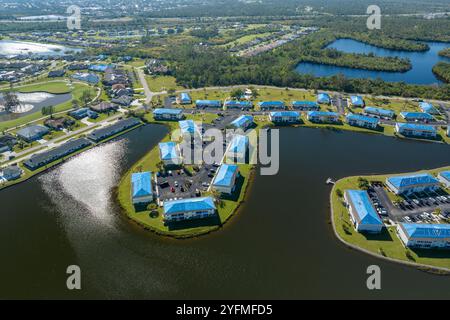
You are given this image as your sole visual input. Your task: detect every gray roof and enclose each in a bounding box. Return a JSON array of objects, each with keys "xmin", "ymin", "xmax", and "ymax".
[{"xmin": 16, "ymin": 125, "xmax": 49, "ymax": 139}]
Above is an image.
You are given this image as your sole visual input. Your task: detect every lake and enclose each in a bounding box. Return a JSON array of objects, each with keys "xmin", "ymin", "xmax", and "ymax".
[
  {"xmin": 296, "ymin": 39, "xmax": 450, "ymax": 85},
  {"xmin": 0, "ymin": 40, "xmax": 82, "ymax": 57},
  {"xmin": 0, "ymin": 125, "xmax": 449, "ymax": 299},
  {"xmin": 0, "ymin": 92, "xmax": 72, "ymax": 122}
]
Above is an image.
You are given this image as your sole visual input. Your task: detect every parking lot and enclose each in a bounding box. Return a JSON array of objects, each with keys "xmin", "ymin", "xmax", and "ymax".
[
  {"xmin": 156, "ymin": 162, "xmax": 220, "ymax": 202},
  {"xmin": 368, "ymin": 182, "xmax": 450, "ymax": 224}
]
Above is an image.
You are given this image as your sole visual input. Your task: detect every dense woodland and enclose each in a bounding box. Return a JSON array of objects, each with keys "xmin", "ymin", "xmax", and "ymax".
[{"xmin": 433, "ymin": 62, "xmax": 450, "ymax": 83}]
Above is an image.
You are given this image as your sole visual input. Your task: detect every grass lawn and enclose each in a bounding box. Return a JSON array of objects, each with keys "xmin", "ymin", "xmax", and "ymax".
[
  {"xmin": 331, "ymin": 166, "xmax": 450, "ymax": 271},
  {"xmin": 15, "ymin": 81, "xmax": 72, "ymax": 94},
  {"xmin": 146, "ymin": 75, "xmax": 184, "ymax": 92}
]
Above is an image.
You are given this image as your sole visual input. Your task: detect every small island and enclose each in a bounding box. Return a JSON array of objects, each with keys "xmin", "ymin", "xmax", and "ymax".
[{"xmin": 116, "ymin": 107, "xmax": 254, "ymax": 238}]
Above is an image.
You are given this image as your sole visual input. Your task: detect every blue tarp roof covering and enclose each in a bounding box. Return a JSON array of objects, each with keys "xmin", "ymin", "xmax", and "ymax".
[
  {"xmin": 364, "ymin": 106, "xmax": 394, "ymax": 117},
  {"xmin": 317, "ymin": 93, "xmax": 330, "ymax": 103},
  {"xmin": 213, "ymin": 164, "xmax": 239, "ymax": 187},
  {"xmin": 419, "ymin": 102, "xmax": 437, "ymax": 113},
  {"xmin": 159, "ymin": 142, "xmax": 179, "ymax": 161},
  {"xmin": 307, "ymin": 111, "xmax": 339, "ymax": 117},
  {"xmin": 153, "ymin": 108, "xmax": 183, "ymax": 115},
  {"xmin": 439, "ymin": 171, "xmax": 450, "ymax": 182},
  {"xmin": 387, "ymin": 173, "xmax": 439, "ymax": 189},
  {"xmin": 131, "ymin": 172, "xmax": 152, "ymax": 198},
  {"xmin": 231, "ymin": 115, "xmax": 253, "ymax": 128},
  {"xmin": 179, "ymin": 120, "xmax": 199, "ymax": 135},
  {"xmin": 224, "ymin": 100, "xmax": 252, "ymax": 107},
  {"xmin": 346, "ymin": 190, "xmax": 383, "ymax": 225},
  {"xmin": 350, "ymin": 95, "xmax": 364, "ymax": 106},
  {"xmin": 195, "ymin": 100, "xmax": 222, "ymax": 107},
  {"xmin": 88, "ymin": 64, "xmax": 113, "ymax": 72},
  {"xmin": 228, "ymin": 134, "xmax": 248, "ymax": 153},
  {"xmin": 292, "ymin": 100, "xmax": 318, "ymax": 106},
  {"xmin": 180, "ymin": 92, "xmax": 191, "ymax": 100},
  {"xmin": 270, "ymin": 111, "xmax": 299, "ymax": 117},
  {"xmin": 401, "ymin": 223, "xmax": 450, "ymax": 239},
  {"xmin": 346, "ymin": 113, "xmax": 379, "ymax": 124},
  {"xmin": 396, "ymin": 122, "xmax": 436, "ymax": 132},
  {"xmin": 164, "ymin": 196, "xmax": 216, "ymax": 214},
  {"xmin": 258, "ymin": 101, "xmax": 285, "ymax": 107},
  {"xmin": 400, "ymin": 112, "xmax": 433, "ymax": 119}
]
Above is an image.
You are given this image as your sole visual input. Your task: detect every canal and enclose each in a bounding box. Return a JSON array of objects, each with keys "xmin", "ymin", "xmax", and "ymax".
[
  {"xmin": 296, "ymin": 39, "xmax": 450, "ymax": 85},
  {"xmin": 0, "ymin": 124, "xmax": 449, "ymax": 299}
]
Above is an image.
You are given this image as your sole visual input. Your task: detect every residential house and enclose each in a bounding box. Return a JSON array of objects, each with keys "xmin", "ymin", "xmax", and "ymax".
[
  {"xmin": 397, "ymin": 223, "xmax": 450, "ymax": 249},
  {"xmin": 344, "ymin": 190, "xmax": 384, "ymax": 233},
  {"xmin": 212, "ymin": 164, "xmax": 240, "ymax": 195},
  {"xmin": 386, "ymin": 173, "xmax": 440, "ymax": 195},
  {"xmin": 400, "ymin": 112, "xmax": 434, "ymax": 122},
  {"xmin": 395, "ymin": 123, "xmax": 437, "ymax": 139},
  {"xmin": 163, "ymin": 197, "xmax": 216, "ymax": 222},
  {"xmin": 16, "ymin": 125, "xmax": 49, "ymax": 142},
  {"xmin": 258, "ymin": 101, "xmax": 285, "ymax": 110},
  {"xmin": 346, "ymin": 113, "xmax": 379, "ymax": 129},
  {"xmin": 230, "ymin": 115, "xmax": 254, "ymax": 131},
  {"xmin": 269, "ymin": 111, "xmax": 300, "ymax": 123},
  {"xmin": 316, "ymin": 93, "xmax": 331, "ymax": 104},
  {"xmin": 158, "ymin": 142, "xmax": 182, "ymax": 166},
  {"xmin": 307, "ymin": 111, "xmax": 339, "ymax": 123},
  {"xmin": 153, "ymin": 108, "xmax": 184, "ymax": 121},
  {"xmin": 363, "ymin": 106, "xmax": 395, "ymax": 119},
  {"xmin": 292, "ymin": 101, "xmax": 320, "ymax": 111},
  {"xmin": 131, "ymin": 172, "xmax": 153, "ymax": 205}
]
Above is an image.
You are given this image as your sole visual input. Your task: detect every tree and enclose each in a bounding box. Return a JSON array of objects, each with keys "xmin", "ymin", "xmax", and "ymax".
[
  {"xmin": 211, "ymin": 189, "xmax": 224, "ymax": 207},
  {"xmin": 80, "ymin": 90, "xmax": 93, "ymax": 106},
  {"xmin": 71, "ymin": 99, "xmax": 80, "ymax": 109},
  {"xmin": 336, "ymin": 188, "xmax": 343, "ymax": 198},
  {"xmin": 357, "ymin": 177, "xmax": 370, "ymax": 190},
  {"xmin": 230, "ymin": 88, "xmax": 244, "ymax": 100},
  {"xmin": 41, "ymin": 105, "xmax": 55, "ymax": 118},
  {"xmin": 3, "ymin": 91, "xmax": 20, "ymax": 113}
]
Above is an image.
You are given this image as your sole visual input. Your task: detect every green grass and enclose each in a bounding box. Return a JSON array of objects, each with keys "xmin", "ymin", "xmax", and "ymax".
[
  {"xmin": 146, "ymin": 75, "xmax": 184, "ymax": 92},
  {"xmin": 331, "ymin": 166, "xmax": 450, "ymax": 271}
]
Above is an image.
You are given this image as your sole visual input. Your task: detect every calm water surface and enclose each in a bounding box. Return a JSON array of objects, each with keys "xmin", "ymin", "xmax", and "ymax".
[
  {"xmin": 0, "ymin": 40, "xmax": 82, "ymax": 56},
  {"xmin": 296, "ymin": 39, "xmax": 450, "ymax": 84},
  {"xmin": 0, "ymin": 124, "xmax": 450, "ymax": 299},
  {"xmin": 0, "ymin": 92, "xmax": 72, "ymax": 122}
]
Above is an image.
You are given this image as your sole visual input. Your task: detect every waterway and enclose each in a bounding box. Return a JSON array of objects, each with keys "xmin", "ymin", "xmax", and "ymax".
[
  {"xmin": 0, "ymin": 125, "xmax": 450, "ymax": 299},
  {"xmin": 0, "ymin": 92, "xmax": 72, "ymax": 122},
  {"xmin": 0, "ymin": 40, "xmax": 82, "ymax": 57},
  {"xmin": 296, "ymin": 39, "xmax": 450, "ymax": 85}
]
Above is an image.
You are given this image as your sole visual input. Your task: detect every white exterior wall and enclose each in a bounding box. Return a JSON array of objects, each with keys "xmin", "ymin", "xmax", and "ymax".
[
  {"xmin": 165, "ymin": 209, "xmax": 215, "ymax": 222},
  {"xmin": 132, "ymin": 194, "xmax": 153, "ymax": 205},
  {"xmin": 438, "ymin": 175, "xmax": 450, "ymax": 188},
  {"xmin": 397, "ymin": 225, "xmax": 450, "ymax": 249}
]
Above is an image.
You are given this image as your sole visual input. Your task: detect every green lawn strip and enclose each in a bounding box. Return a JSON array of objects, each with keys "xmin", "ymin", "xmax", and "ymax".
[{"xmin": 331, "ymin": 166, "xmax": 450, "ymax": 270}]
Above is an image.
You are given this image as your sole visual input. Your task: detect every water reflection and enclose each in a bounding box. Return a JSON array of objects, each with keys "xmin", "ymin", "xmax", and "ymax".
[{"xmin": 41, "ymin": 141, "xmax": 127, "ymax": 222}]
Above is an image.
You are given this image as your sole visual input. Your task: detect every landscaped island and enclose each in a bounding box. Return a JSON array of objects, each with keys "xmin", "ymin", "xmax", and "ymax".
[
  {"xmin": 331, "ymin": 166, "xmax": 450, "ymax": 273},
  {"xmin": 116, "ymin": 115, "xmax": 254, "ymax": 238}
]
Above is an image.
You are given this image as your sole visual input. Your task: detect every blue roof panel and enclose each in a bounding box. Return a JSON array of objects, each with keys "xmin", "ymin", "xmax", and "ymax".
[
  {"xmin": 231, "ymin": 115, "xmax": 253, "ymax": 128},
  {"xmin": 396, "ymin": 122, "xmax": 436, "ymax": 132},
  {"xmin": 159, "ymin": 142, "xmax": 179, "ymax": 161},
  {"xmin": 164, "ymin": 197, "xmax": 216, "ymax": 214},
  {"xmin": 401, "ymin": 223, "xmax": 450, "ymax": 239},
  {"xmin": 387, "ymin": 173, "xmax": 439, "ymax": 189},
  {"xmin": 153, "ymin": 108, "xmax": 183, "ymax": 115},
  {"xmin": 131, "ymin": 172, "xmax": 152, "ymax": 198},
  {"xmin": 346, "ymin": 190, "xmax": 383, "ymax": 225},
  {"xmin": 346, "ymin": 113, "xmax": 379, "ymax": 124},
  {"xmin": 364, "ymin": 106, "xmax": 394, "ymax": 117},
  {"xmin": 213, "ymin": 164, "xmax": 239, "ymax": 187}
]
